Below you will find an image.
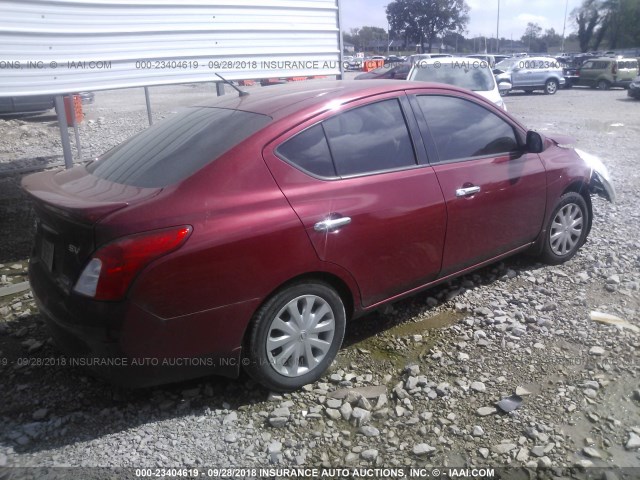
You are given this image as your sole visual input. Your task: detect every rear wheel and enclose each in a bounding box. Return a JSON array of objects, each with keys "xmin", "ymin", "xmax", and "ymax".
[
  {"xmin": 540, "ymin": 192, "xmax": 589, "ymax": 265},
  {"xmin": 597, "ymin": 80, "xmax": 610, "ymax": 90},
  {"xmin": 545, "ymin": 79, "xmax": 559, "ymax": 95},
  {"xmin": 244, "ymin": 281, "xmax": 346, "ymax": 391}
]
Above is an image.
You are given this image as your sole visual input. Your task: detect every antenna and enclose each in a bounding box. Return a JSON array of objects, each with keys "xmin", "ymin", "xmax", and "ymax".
[{"xmin": 215, "ymin": 73, "xmax": 249, "ymax": 97}]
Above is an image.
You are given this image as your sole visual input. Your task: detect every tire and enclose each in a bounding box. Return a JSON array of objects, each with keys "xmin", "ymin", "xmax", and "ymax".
[
  {"xmin": 244, "ymin": 281, "xmax": 346, "ymax": 391},
  {"xmin": 540, "ymin": 192, "xmax": 589, "ymax": 265},
  {"xmin": 544, "ymin": 79, "xmax": 559, "ymax": 95},
  {"xmin": 597, "ymin": 80, "xmax": 610, "ymax": 90}
]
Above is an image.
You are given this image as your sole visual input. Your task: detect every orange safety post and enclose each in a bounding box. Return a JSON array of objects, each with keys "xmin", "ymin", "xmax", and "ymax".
[{"xmin": 63, "ymin": 95, "xmax": 84, "ymax": 126}]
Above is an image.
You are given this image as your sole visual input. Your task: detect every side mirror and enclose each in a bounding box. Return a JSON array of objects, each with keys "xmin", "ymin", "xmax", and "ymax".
[
  {"xmin": 498, "ymin": 82, "xmax": 512, "ymax": 93},
  {"xmin": 526, "ymin": 131, "xmax": 544, "ymax": 153}
]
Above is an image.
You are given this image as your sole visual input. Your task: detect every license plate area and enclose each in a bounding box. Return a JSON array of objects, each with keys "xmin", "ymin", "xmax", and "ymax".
[{"xmin": 41, "ymin": 238, "xmax": 54, "ymax": 272}]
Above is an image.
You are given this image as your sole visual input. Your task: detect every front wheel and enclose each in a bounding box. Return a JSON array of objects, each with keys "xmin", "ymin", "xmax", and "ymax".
[
  {"xmin": 244, "ymin": 281, "xmax": 346, "ymax": 391},
  {"xmin": 545, "ymin": 79, "xmax": 559, "ymax": 95},
  {"xmin": 597, "ymin": 80, "xmax": 610, "ymax": 90},
  {"xmin": 540, "ymin": 192, "xmax": 589, "ymax": 265}
]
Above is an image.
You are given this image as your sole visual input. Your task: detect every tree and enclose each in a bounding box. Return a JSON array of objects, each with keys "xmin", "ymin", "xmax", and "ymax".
[
  {"xmin": 386, "ymin": 0, "xmax": 470, "ymax": 53},
  {"xmin": 571, "ymin": 0, "xmax": 604, "ymax": 52},
  {"xmin": 342, "ymin": 26, "xmax": 388, "ymax": 53}
]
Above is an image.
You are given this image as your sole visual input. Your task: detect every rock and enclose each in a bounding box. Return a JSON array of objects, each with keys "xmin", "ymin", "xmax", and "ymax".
[
  {"xmin": 340, "ymin": 402, "xmax": 353, "ymax": 421},
  {"xmin": 405, "ymin": 376, "xmax": 419, "ymax": 390},
  {"xmin": 395, "ymin": 406, "xmax": 406, "ymax": 417},
  {"xmin": 271, "ymin": 407, "xmax": 290, "ymax": 418},
  {"xmin": 435, "ymin": 382, "xmax": 450, "ymax": 396},
  {"xmin": 224, "ymin": 433, "xmax": 237, "ymax": 443},
  {"xmin": 326, "ymin": 398, "xmax": 342, "ymax": 409},
  {"xmin": 492, "ymin": 443, "xmax": 517, "ymax": 454},
  {"xmin": 374, "ymin": 394, "xmax": 388, "ymax": 411},
  {"xmin": 360, "ymin": 449, "xmax": 378, "ymax": 461},
  {"xmin": 478, "ymin": 448, "xmax": 489, "ymax": 459},
  {"xmin": 327, "ymin": 385, "xmax": 386, "ymax": 400},
  {"xmin": 475, "ymin": 307, "xmax": 493, "ymax": 317},
  {"xmin": 470, "ymin": 381, "xmax": 486, "ymax": 393},
  {"xmin": 267, "ymin": 441, "xmax": 282, "ymax": 454},
  {"xmin": 516, "ymin": 386, "xmax": 532, "ymax": 396},
  {"xmin": 222, "ymin": 412, "xmax": 237, "ymax": 425},
  {"xmin": 472, "ymin": 426, "xmax": 485, "ymax": 437},
  {"xmin": 626, "ymin": 432, "xmax": 640, "ymax": 450},
  {"xmin": 359, "ymin": 426, "xmax": 380, "ymax": 437},
  {"xmin": 583, "ymin": 388, "xmax": 598, "ymax": 399},
  {"xmin": 589, "ymin": 346, "xmax": 605, "ymax": 356},
  {"xmin": 357, "ymin": 396, "xmax": 372, "ymax": 411},
  {"xmin": 350, "ymin": 407, "xmax": 371, "ymax": 427},
  {"xmin": 476, "ymin": 407, "xmax": 497, "ymax": 417},
  {"xmin": 582, "ymin": 447, "xmax": 602, "ymax": 458},
  {"xmin": 458, "ymin": 352, "xmax": 470, "ymax": 361},
  {"xmin": 268, "ymin": 417, "xmax": 288, "ymax": 428},
  {"xmin": 413, "ymin": 443, "xmax": 436, "ymax": 456},
  {"xmin": 325, "ymin": 408, "xmax": 341, "ymax": 421},
  {"xmin": 32, "ymin": 408, "xmax": 48, "ymax": 421},
  {"xmin": 530, "ymin": 446, "xmax": 545, "ymax": 457},
  {"xmin": 538, "ymin": 456, "xmax": 552, "ymax": 468},
  {"xmin": 516, "ymin": 447, "xmax": 529, "ymax": 462}
]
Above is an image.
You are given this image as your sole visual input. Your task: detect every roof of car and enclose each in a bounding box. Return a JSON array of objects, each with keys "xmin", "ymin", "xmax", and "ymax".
[{"xmin": 194, "ymin": 79, "xmax": 466, "ymax": 120}]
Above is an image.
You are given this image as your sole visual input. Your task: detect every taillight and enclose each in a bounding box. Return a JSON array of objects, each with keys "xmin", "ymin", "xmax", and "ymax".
[{"xmin": 74, "ymin": 226, "xmax": 192, "ymax": 301}]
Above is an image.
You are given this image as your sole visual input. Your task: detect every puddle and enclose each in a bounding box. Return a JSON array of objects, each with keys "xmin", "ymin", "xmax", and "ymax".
[{"xmin": 341, "ymin": 310, "xmax": 464, "ymax": 370}]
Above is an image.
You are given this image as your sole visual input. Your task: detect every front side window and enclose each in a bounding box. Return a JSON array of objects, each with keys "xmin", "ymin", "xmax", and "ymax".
[{"xmin": 416, "ymin": 95, "xmax": 519, "ymax": 163}]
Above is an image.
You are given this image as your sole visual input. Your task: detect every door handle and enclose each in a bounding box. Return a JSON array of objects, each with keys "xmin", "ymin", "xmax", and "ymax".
[
  {"xmin": 314, "ymin": 216, "xmax": 351, "ymax": 232},
  {"xmin": 456, "ymin": 186, "xmax": 481, "ymax": 197}
]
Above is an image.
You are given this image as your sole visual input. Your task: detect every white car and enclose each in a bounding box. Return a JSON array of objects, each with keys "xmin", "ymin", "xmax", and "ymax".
[{"xmin": 407, "ymin": 56, "xmax": 510, "ymax": 110}]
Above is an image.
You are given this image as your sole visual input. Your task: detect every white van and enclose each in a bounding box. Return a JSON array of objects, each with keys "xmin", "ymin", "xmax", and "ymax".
[{"xmin": 407, "ymin": 56, "xmax": 510, "ymax": 110}]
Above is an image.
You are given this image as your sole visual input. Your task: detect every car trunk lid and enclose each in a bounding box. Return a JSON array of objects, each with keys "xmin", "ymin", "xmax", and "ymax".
[{"xmin": 22, "ymin": 166, "xmax": 161, "ymax": 294}]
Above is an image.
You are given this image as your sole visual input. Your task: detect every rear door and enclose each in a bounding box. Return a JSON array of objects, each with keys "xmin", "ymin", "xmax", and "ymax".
[
  {"xmin": 263, "ymin": 94, "xmax": 447, "ymax": 307},
  {"xmin": 410, "ymin": 92, "xmax": 547, "ymax": 275}
]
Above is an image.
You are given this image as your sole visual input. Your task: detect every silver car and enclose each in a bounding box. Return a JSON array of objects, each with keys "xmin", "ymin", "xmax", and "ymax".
[{"xmin": 494, "ymin": 57, "xmax": 565, "ymax": 94}]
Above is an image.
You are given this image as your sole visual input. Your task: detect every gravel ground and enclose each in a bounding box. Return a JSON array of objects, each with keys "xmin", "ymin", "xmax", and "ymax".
[{"xmin": 0, "ymin": 81, "xmax": 639, "ymax": 479}]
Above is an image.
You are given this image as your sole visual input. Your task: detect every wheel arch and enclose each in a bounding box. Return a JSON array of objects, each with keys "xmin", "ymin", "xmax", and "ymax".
[
  {"xmin": 562, "ymin": 180, "xmax": 593, "ymax": 238},
  {"xmin": 529, "ymin": 179, "xmax": 593, "ymax": 256},
  {"xmin": 241, "ymin": 270, "xmax": 357, "ymax": 348}
]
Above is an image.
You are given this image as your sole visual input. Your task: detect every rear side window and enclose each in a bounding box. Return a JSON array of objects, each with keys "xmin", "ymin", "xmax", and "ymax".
[
  {"xmin": 276, "ymin": 98, "xmax": 416, "ymax": 178},
  {"xmin": 417, "ymin": 95, "xmax": 519, "ymax": 163},
  {"xmin": 276, "ymin": 124, "xmax": 336, "ymax": 178},
  {"xmin": 323, "ymin": 99, "xmax": 416, "ymax": 176},
  {"xmin": 88, "ymin": 107, "xmax": 271, "ymax": 187}
]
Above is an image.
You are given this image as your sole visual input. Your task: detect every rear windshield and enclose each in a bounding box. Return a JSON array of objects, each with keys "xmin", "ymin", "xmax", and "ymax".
[
  {"xmin": 87, "ymin": 107, "xmax": 271, "ymax": 187},
  {"xmin": 411, "ymin": 62, "xmax": 495, "ymax": 92}
]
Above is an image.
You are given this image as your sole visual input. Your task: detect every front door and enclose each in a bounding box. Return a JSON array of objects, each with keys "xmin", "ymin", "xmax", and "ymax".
[{"xmin": 411, "ymin": 93, "xmax": 547, "ymax": 275}]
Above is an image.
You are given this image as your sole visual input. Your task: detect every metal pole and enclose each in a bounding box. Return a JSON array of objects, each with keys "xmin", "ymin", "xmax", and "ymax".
[
  {"xmin": 496, "ymin": 0, "xmax": 500, "ymax": 53},
  {"xmin": 144, "ymin": 86, "xmax": 153, "ymax": 125},
  {"xmin": 216, "ymin": 82, "xmax": 225, "ymax": 96},
  {"xmin": 336, "ymin": 0, "xmax": 345, "ymax": 80},
  {"xmin": 68, "ymin": 95, "xmax": 82, "ymax": 161},
  {"xmin": 54, "ymin": 95, "xmax": 73, "ymax": 169},
  {"xmin": 561, "ymin": 0, "xmax": 569, "ymax": 52}
]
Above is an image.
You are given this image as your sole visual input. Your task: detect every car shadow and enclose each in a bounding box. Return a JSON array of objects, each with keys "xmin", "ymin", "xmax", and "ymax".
[{"xmin": 0, "ymin": 252, "xmax": 545, "ymax": 456}]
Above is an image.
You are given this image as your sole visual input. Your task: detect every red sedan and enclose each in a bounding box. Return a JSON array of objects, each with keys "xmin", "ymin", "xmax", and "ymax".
[{"xmin": 23, "ymin": 80, "xmax": 614, "ymax": 391}]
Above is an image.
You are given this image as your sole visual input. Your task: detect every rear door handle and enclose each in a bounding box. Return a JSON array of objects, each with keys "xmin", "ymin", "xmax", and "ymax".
[
  {"xmin": 456, "ymin": 186, "xmax": 481, "ymax": 197},
  {"xmin": 314, "ymin": 216, "xmax": 351, "ymax": 232}
]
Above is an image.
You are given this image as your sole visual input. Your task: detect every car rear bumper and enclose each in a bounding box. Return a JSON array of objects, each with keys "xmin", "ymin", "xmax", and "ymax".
[{"xmin": 29, "ymin": 259, "xmax": 244, "ymax": 387}]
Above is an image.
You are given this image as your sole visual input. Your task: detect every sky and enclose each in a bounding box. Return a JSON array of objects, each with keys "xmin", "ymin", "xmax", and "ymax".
[{"xmin": 340, "ymin": 0, "xmax": 584, "ymax": 41}]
